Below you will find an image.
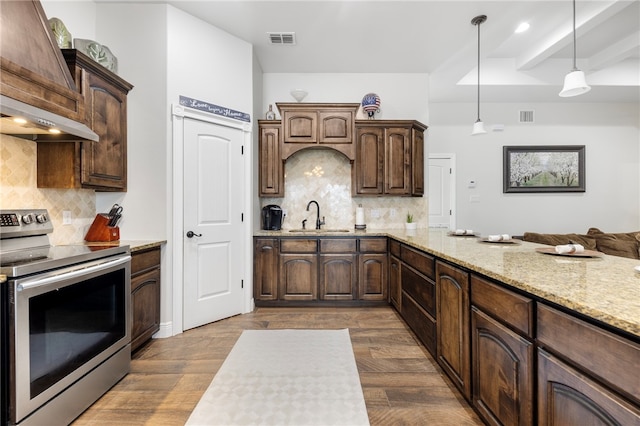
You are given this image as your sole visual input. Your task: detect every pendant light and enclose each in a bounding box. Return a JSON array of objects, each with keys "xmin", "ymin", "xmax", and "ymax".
[
  {"xmin": 559, "ymin": 0, "xmax": 591, "ymax": 97},
  {"xmin": 471, "ymin": 15, "xmax": 487, "ymax": 135}
]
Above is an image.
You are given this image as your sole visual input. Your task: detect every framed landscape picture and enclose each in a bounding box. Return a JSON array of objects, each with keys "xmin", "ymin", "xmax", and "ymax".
[{"xmin": 503, "ymin": 145, "xmax": 585, "ymax": 193}]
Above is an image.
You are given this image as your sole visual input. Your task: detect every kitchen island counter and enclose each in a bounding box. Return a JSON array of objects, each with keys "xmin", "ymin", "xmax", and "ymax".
[{"xmin": 255, "ymin": 228, "xmax": 639, "ymax": 338}]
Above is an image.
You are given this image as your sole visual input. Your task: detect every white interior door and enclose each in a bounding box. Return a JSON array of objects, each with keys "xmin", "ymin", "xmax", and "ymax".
[
  {"xmin": 428, "ymin": 155, "xmax": 455, "ymax": 229},
  {"xmin": 182, "ymin": 117, "xmax": 244, "ymax": 330}
]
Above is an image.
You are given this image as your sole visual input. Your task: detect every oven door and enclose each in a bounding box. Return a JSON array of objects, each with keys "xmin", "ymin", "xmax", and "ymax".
[{"xmin": 10, "ymin": 254, "xmax": 131, "ymax": 424}]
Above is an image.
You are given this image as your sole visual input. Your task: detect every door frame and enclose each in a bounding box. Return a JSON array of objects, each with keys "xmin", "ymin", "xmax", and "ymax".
[
  {"xmin": 428, "ymin": 153, "xmax": 456, "ymax": 230},
  {"xmin": 171, "ymin": 104, "xmax": 253, "ymax": 335}
]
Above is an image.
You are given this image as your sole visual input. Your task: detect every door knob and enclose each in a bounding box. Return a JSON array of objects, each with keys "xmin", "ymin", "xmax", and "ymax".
[{"xmin": 186, "ymin": 231, "xmax": 202, "ymax": 238}]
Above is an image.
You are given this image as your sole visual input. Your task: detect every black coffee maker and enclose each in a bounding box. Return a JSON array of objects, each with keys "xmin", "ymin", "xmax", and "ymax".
[{"xmin": 261, "ymin": 205, "xmax": 284, "ymax": 230}]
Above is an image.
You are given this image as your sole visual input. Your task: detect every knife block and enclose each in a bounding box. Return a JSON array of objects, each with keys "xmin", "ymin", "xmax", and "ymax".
[{"xmin": 85, "ymin": 214, "xmax": 120, "ymax": 242}]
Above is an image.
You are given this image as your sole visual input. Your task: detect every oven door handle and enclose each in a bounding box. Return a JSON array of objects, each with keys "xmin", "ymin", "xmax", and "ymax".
[{"xmin": 16, "ymin": 255, "xmax": 131, "ymax": 292}]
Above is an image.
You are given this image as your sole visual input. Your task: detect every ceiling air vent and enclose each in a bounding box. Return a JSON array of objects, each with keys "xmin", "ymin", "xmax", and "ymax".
[
  {"xmin": 267, "ymin": 32, "xmax": 296, "ymax": 45},
  {"xmin": 519, "ymin": 110, "xmax": 535, "ymax": 123}
]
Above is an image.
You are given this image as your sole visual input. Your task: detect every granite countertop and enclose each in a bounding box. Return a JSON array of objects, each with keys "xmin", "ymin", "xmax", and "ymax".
[
  {"xmin": 254, "ymin": 228, "xmax": 640, "ymax": 338},
  {"xmin": 81, "ymin": 239, "xmax": 166, "ymax": 253}
]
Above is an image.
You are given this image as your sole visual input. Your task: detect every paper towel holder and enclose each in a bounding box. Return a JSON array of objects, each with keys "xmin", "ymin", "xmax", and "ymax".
[{"xmin": 355, "ymin": 204, "xmax": 366, "ymax": 231}]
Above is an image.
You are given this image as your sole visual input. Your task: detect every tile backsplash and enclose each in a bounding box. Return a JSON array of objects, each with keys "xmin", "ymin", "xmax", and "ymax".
[
  {"xmin": 0, "ymin": 134, "xmax": 95, "ymax": 244},
  {"xmin": 261, "ymin": 149, "xmax": 428, "ymax": 230}
]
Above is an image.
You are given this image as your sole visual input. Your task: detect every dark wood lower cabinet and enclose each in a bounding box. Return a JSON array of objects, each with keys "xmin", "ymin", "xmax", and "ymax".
[
  {"xmin": 436, "ymin": 260, "xmax": 471, "ymax": 401},
  {"xmin": 472, "ymin": 307, "xmax": 534, "ymax": 426},
  {"xmin": 254, "ymin": 238, "xmax": 279, "ymax": 301},
  {"xmin": 319, "ymin": 254, "xmax": 357, "ymax": 300},
  {"xmin": 358, "ymin": 253, "xmax": 387, "ymax": 301},
  {"xmin": 389, "ymin": 255, "xmax": 401, "ymax": 310},
  {"xmin": 537, "ymin": 349, "xmax": 640, "ymax": 425},
  {"xmin": 279, "ymin": 253, "xmax": 318, "ymax": 301},
  {"xmin": 254, "ymin": 236, "xmax": 386, "ymax": 305},
  {"xmin": 131, "ymin": 247, "xmax": 161, "ymax": 352}
]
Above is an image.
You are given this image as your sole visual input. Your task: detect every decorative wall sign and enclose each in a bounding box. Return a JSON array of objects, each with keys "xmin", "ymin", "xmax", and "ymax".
[
  {"xmin": 503, "ymin": 145, "xmax": 585, "ymax": 193},
  {"xmin": 179, "ymin": 96, "xmax": 251, "ymax": 122}
]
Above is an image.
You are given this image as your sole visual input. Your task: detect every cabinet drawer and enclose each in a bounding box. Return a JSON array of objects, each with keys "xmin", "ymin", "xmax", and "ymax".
[
  {"xmin": 401, "ymin": 290, "xmax": 436, "ymax": 356},
  {"xmin": 401, "ymin": 265, "xmax": 435, "ymax": 317},
  {"xmin": 131, "ymin": 248, "xmax": 161, "ymax": 274},
  {"xmin": 471, "ymin": 275, "xmax": 533, "ymax": 337},
  {"xmin": 320, "ymin": 238, "xmax": 356, "ymax": 253},
  {"xmin": 537, "ymin": 304, "xmax": 640, "ymax": 403},
  {"xmin": 389, "ymin": 239, "xmax": 401, "ymax": 257},
  {"xmin": 359, "ymin": 238, "xmax": 387, "ymax": 253},
  {"xmin": 280, "ymin": 239, "xmax": 317, "ymax": 253},
  {"xmin": 401, "ymin": 245, "xmax": 435, "ymax": 279}
]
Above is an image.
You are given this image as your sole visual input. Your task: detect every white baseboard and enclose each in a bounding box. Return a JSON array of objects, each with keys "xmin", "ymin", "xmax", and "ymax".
[{"xmin": 152, "ymin": 321, "xmax": 174, "ymax": 339}]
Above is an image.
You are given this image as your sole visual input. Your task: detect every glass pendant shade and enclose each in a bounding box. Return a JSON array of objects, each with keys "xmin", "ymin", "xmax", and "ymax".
[
  {"xmin": 471, "ymin": 120, "xmax": 487, "ymax": 135},
  {"xmin": 559, "ymin": 69, "xmax": 591, "ymax": 97}
]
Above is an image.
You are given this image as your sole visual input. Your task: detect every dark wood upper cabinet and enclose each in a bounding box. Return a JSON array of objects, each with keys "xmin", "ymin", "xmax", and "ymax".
[
  {"xmin": 354, "ymin": 120, "xmax": 426, "ymax": 197},
  {"xmin": 257, "ymin": 105, "xmax": 426, "ymax": 198},
  {"xmin": 277, "ymin": 103, "xmax": 359, "ymax": 160},
  {"xmin": 37, "ymin": 49, "xmax": 133, "ymax": 191},
  {"xmin": 258, "ymin": 121, "xmax": 283, "ymax": 197}
]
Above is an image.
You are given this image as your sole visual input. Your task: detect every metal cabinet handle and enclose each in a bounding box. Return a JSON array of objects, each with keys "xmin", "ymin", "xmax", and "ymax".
[{"xmin": 186, "ymin": 231, "xmax": 202, "ymax": 238}]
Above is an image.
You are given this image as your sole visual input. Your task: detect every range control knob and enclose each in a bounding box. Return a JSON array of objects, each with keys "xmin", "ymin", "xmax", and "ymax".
[
  {"xmin": 35, "ymin": 213, "xmax": 48, "ymax": 223},
  {"xmin": 21, "ymin": 213, "xmax": 35, "ymax": 224}
]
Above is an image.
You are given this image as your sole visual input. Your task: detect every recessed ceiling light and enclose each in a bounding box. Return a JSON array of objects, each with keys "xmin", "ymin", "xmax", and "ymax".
[{"xmin": 515, "ymin": 22, "xmax": 530, "ymax": 33}]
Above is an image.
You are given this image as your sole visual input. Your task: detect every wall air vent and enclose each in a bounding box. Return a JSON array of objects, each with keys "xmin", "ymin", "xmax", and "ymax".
[
  {"xmin": 267, "ymin": 32, "xmax": 296, "ymax": 45},
  {"xmin": 519, "ymin": 110, "xmax": 535, "ymax": 123}
]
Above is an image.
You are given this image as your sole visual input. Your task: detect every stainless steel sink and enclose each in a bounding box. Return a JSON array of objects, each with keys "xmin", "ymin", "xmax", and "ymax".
[{"xmin": 288, "ymin": 229, "xmax": 350, "ymax": 233}]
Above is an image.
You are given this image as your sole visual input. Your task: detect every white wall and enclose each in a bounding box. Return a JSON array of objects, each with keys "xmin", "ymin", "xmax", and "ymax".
[
  {"xmin": 167, "ymin": 8, "xmax": 253, "ymax": 115},
  {"xmin": 262, "ymin": 73, "xmax": 429, "ymax": 125},
  {"xmin": 428, "ymin": 102, "xmax": 640, "ymax": 235},
  {"xmin": 41, "ymin": 0, "xmax": 96, "ymax": 41}
]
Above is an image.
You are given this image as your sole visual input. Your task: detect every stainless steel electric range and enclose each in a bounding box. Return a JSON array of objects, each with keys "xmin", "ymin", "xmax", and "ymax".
[{"xmin": 0, "ymin": 209, "xmax": 131, "ymax": 426}]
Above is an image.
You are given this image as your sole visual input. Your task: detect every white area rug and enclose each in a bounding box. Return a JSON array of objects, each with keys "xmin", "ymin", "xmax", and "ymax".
[{"xmin": 186, "ymin": 329, "xmax": 370, "ymax": 426}]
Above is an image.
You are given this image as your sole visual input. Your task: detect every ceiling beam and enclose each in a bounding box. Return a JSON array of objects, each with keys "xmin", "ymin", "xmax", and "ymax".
[
  {"xmin": 515, "ymin": 1, "xmax": 633, "ymax": 71},
  {"xmin": 589, "ymin": 31, "xmax": 640, "ymax": 70}
]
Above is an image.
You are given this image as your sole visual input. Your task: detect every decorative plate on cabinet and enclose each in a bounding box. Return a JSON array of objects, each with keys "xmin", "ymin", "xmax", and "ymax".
[{"xmin": 74, "ymin": 38, "xmax": 118, "ymax": 73}]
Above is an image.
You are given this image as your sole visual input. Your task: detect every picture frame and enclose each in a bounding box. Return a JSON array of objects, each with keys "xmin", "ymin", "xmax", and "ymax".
[{"xmin": 503, "ymin": 145, "xmax": 585, "ymax": 193}]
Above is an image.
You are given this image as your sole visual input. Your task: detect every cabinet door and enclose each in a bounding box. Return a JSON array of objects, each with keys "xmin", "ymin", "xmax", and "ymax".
[
  {"xmin": 385, "ymin": 127, "xmax": 411, "ymax": 195},
  {"xmin": 131, "ymin": 268, "xmax": 160, "ymax": 352},
  {"xmin": 282, "ymin": 110, "xmax": 317, "ymax": 143},
  {"xmin": 538, "ymin": 349, "xmax": 640, "ymax": 425},
  {"xmin": 254, "ymin": 239, "xmax": 279, "ymax": 301},
  {"xmin": 319, "ymin": 254, "xmax": 356, "ymax": 300},
  {"xmin": 319, "ymin": 111, "xmax": 353, "ymax": 144},
  {"xmin": 279, "ymin": 253, "xmax": 318, "ymax": 301},
  {"xmin": 259, "ymin": 124, "xmax": 283, "ymax": 197},
  {"xmin": 354, "ymin": 126, "xmax": 384, "ymax": 195},
  {"xmin": 411, "ymin": 128, "xmax": 424, "ymax": 196},
  {"xmin": 472, "ymin": 307, "xmax": 534, "ymax": 426},
  {"xmin": 436, "ymin": 260, "xmax": 471, "ymax": 400},
  {"xmin": 81, "ymin": 70, "xmax": 128, "ymax": 190},
  {"xmin": 358, "ymin": 253, "xmax": 388, "ymax": 301},
  {"xmin": 389, "ymin": 255, "xmax": 401, "ymax": 310}
]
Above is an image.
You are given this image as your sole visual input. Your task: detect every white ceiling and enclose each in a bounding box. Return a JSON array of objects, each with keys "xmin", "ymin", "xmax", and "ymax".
[{"xmin": 164, "ymin": 0, "xmax": 639, "ymax": 103}]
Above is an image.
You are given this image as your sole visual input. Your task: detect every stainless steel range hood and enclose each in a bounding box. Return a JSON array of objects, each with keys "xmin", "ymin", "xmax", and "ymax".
[{"xmin": 0, "ymin": 94, "xmax": 99, "ymax": 142}]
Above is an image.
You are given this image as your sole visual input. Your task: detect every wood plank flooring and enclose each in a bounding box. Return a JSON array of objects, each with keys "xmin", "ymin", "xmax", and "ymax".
[{"xmin": 72, "ymin": 306, "xmax": 483, "ymax": 425}]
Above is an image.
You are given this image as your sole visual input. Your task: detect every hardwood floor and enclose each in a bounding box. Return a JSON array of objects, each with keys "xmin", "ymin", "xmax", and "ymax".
[{"xmin": 73, "ymin": 306, "xmax": 483, "ymax": 425}]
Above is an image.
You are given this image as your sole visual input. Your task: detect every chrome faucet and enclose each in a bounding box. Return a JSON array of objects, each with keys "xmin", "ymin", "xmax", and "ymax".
[{"xmin": 306, "ymin": 200, "xmax": 325, "ymax": 230}]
